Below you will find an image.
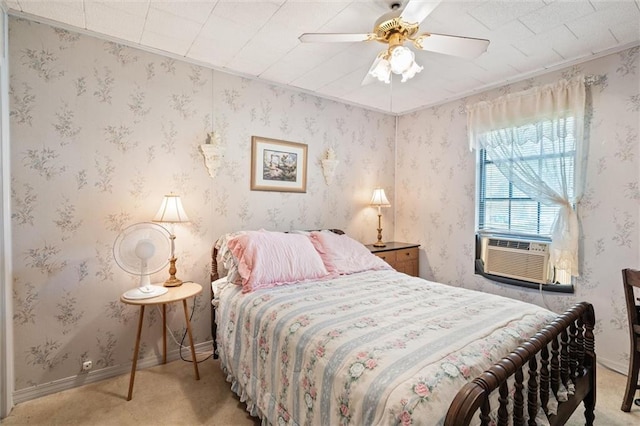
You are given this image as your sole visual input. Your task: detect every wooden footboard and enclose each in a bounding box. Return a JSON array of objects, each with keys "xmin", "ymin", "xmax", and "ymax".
[{"xmin": 445, "ymin": 301, "xmax": 596, "ymax": 426}]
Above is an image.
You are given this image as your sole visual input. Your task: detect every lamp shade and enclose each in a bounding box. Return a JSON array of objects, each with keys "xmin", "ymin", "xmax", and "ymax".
[
  {"xmin": 389, "ymin": 46, "xmax": 414, "ymax": 74},
  {"xmin": 390, "ymin": 46, "xmax": 423, "ymax": 82},
  {"xmin": 400, "ymin": 60, "xmax": 423, "ymax": 82},
  {"xmin": 370, "ymin": 188, "xmax": 391, "ymax": 207},
  {"xmin": 368, "ymin": 55, "xmax": 392, "ymax": 84},
  {"xmin": 153, "ymin": 194, "xmax": 189, "ymax": 223}
]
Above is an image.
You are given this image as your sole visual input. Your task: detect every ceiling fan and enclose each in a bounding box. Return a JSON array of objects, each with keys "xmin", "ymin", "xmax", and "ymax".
[{"xmin": 299, "ymin": 0, "xmax": 490, "ymax": 84}]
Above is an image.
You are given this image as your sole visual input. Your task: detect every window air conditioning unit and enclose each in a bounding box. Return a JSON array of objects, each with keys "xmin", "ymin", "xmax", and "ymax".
[{"xmin": 482, "ymin": 237, "xmax": 551, "ymax": 284}]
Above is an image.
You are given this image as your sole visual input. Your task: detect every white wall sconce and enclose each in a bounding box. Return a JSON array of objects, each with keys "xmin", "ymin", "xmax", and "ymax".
[
  {"xmin": 199, "ymin": 132, "xmax": 224, "ymax": 177},
  {"xmin": 321, "ymin": 148, "xmax": 339, "ymax": 185}
]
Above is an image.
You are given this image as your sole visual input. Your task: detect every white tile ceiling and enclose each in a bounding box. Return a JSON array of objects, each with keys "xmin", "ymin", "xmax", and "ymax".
[{"xmin": 6, "ymin": 0, "xmax": 640, "ymax": 114}]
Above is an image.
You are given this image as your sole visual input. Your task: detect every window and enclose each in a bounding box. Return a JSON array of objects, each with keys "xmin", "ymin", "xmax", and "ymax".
[
  {"xmin": 477, "ymin": 118, "xmax": 576, "ymax": 238},
  {"xmin": 467, "ymin": 76, "xmax": 587, "ymax": 289}
]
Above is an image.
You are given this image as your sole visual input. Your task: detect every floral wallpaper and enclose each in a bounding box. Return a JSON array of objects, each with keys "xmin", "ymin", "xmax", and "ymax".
[
  {"xmin": 396, "ymin": 46, "xmax": 640, "ymax": 374},
  {"xmin": 8, "ymin": 13, "xmax": 639, "ymax": 401},
  {"xmin": 9, "ymin": 17, "xmax": 395, "ymax": 393}
]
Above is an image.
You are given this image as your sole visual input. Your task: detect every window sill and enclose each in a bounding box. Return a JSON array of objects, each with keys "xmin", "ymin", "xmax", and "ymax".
[{"xmin": 474, "ymin": 260, "xmax": 574, "ymax": 294}]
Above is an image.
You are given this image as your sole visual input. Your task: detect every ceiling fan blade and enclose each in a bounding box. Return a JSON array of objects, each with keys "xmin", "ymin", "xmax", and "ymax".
[
  {"xmin": 299, "ymin": 33, "xmax": 374, "ymax": 43},
  {"xmin": 399, "ymin": 0, "xmax": 443, "ymax": 25},
  {"xmin": 414, "ymin": 33, "xmax": 490, "ymax": 58}
]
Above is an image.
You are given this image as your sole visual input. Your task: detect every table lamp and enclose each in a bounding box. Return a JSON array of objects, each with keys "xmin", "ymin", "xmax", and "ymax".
[
  {"xmin": 370, "ymin": 188, "xmax": 391, "ymax": 247},
  {"xmin": 153, "ymin": 193, "xmax": 189, "ymax": 286}
]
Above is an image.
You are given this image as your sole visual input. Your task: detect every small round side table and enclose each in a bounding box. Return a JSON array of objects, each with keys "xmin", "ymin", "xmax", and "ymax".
[{"xmin": 120, "ymin": 281, "xmax": 202, "ymax": 401}]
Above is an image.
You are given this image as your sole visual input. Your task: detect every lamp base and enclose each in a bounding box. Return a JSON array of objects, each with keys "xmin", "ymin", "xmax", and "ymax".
[
  {"xmin": 374, "ymin": 220, "xmax": 385, "ymax": 247},
  {"xmin": 163, "ymin": 257, "xmax": 183, "ymax": 287},
  {"xmin": 163, "ymin": 277, "xmax": 183, "ymax": 287}
]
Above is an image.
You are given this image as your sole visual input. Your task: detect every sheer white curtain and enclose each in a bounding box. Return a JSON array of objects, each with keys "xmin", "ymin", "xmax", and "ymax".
[{"xmin": 467, "ymin": 76, "xmax": 587, "ymax": 276}]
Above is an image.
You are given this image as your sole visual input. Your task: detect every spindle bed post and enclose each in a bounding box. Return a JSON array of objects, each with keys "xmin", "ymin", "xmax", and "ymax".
[{"xmin": 444, "ymin": 302, "xmax": 596, "ymax": 426}]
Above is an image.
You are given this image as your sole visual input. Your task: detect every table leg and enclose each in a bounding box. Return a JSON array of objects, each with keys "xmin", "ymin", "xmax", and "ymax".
[
  {"xmin": 182, "ymin": 299, "xmax": 200, "ymax": 380},
  {"xmin": 162, "ymin": 304, "xmax": 167, "ymax": 364},
  {"xmin": 127, "ymin": 305, "xmax": 145, "ymax": 401}
]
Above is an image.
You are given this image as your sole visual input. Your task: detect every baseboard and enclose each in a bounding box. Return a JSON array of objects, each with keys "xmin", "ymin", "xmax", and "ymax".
[{"xmin": 12, "ymin": 340, "xmax": 214, "ymax": 404}]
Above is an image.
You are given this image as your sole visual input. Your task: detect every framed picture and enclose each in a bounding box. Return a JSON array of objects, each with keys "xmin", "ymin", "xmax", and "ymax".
[{"xmin": 251, "ymin": 136, "xmax": 308, "ymax": 193}]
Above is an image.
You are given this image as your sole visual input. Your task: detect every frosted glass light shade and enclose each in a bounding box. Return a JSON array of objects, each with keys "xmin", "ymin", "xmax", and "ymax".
[
  {"xmin": 389, "ymin": 46, "xmax": 414, "ymax": 74},
  {"xmin": 368, "ymin": 56, "xmax": 391, "ymax": 84},
  {"xmin": 369, "ymin": 46, "xmax": 423, "ymax": 85},
  {"xmin": 153, "ymin": 194, "xmax": 189, "ymax": 223},
  {"xmin": 389, "ymin": 46, "xmax": 423, "ymax": 82},
  {"xmin": 401, "ymin": 61, "xmax": 423, "ymax": 82}
]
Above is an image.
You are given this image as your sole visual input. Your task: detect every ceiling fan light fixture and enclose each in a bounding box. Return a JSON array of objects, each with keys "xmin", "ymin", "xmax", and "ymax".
[
  {"xmin": 386, "ymin": 45, "xmax": 423, "ymax": 82},
  {"xmin": 400, "ymin": 60, "xmax": 423, "ymax": 82},
  {"xmin": 389, "ymin": 45, "xmax": 414, "ymax": 73},
  {"xmin": 301, "ymin": 0, "xmax": 490, "ymax": 88},
  {"xmin": 368, "ymin": 55, "xmax": 392, "ymax": 84}
]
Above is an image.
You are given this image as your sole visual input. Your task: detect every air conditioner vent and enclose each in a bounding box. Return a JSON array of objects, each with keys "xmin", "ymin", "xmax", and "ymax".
[
  {"xmin": 483, "ymin": 237, "xmax": 550, "ymax": 284},
  {"xmin": 488, "ymin": 239, "xmax": 530, "ymax": 250}
]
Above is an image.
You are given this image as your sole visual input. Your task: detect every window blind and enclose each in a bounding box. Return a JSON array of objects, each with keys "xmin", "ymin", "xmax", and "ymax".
[{"xmin": 478, "ymin": 118, "xmax": 576, "ymax": 237}]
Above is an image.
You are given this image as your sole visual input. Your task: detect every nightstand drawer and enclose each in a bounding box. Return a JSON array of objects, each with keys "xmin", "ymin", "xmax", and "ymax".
[
  {"xmin": 396, "ymin": 248, "xmax": 418, "ymax": 261},
  {"xmin": 375, "ymin": 251, "xmax": 397, "ymax": 266},
  {"xmin": 395, "ymin": 247, "xmax": 418, "ymax": 276}
]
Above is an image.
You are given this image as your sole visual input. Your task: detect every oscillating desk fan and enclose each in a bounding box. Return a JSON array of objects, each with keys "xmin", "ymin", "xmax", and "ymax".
[{"xmin": 113, "ymin": 222, "xmax": 171, "ymax": 300}]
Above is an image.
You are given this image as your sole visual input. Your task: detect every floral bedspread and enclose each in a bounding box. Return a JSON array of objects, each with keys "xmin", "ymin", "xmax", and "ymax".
[{"xmin": 215, "ymin": 270, "xmax": 557, "ymax": 426}]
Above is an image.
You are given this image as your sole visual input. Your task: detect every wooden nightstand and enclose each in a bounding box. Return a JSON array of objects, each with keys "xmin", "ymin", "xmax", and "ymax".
[
  {"xmin": 120, "ymin": 281, "xmax": 202, "ymax": 400},
  {"xmin": 365, "ymin": 242, "xmax": 420, "ymax": 277}
]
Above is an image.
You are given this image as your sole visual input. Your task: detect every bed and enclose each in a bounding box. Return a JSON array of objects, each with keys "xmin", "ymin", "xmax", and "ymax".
[{"xmin": 209, "ymin": 229, "xmax": 595, "ymax": 426}]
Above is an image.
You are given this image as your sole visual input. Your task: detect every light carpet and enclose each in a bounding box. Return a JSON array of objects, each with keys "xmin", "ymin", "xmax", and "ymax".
[{"xmin": 1, "ymin": 359, "xmax": 638, "ymax": 425}]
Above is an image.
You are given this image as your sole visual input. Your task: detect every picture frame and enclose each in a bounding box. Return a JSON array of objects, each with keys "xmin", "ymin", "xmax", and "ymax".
[{"xmin": 251, "ymin": 136, "xmax": 308, "ymax": 193}]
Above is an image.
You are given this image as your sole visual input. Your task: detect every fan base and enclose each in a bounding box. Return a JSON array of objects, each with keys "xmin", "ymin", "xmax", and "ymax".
[{"xmin": 123, "ymin": 285, "xmax": 169, "ymax": 300}]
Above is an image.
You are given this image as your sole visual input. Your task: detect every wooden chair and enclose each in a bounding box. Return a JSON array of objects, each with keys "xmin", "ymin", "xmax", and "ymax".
[{"xmin": 622, "ymin": 268, "xmax": 640, "ymax": 412}]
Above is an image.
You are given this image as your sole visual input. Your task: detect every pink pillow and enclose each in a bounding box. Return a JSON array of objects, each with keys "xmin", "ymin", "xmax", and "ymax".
[
  {"xmin": 227, "ymin": 230, "xmax": 329, "ymax": 293},
  {"xmin": 309, "ymin": 231, "xmax": 392, "ymax": 275}
]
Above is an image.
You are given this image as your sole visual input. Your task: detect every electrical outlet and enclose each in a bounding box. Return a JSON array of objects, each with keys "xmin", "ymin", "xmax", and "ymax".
[{"xmin": 82, "ymin": 360, "xmax": 92, "ymax": 371}]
